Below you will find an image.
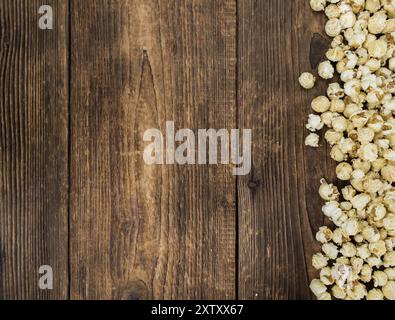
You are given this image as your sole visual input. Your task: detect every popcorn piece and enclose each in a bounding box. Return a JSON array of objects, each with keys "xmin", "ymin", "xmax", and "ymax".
[
  {"xmin": 366, "ymin": 289, "xmax": 384, "ymax": 300},
  {"xmin": 384, "ymin": 251, "xmax": 395, "ymax": 268},
  {"xmin": 312, "ymin": 253, "xmax": 329, "ymax": 270},
  {"xmin": 310, "ymin": 0, "xmax": 327, "ymax": 12},
  {"xmin": 340, "ymin": 242, "xmax": 357, "ymax": 258},
  {"xmin": 318, "ymin": 61, "xmax": 335, "ymax": 79},
  {"xmin": 310, "ymin": 279, "xmax": 327, "ymax": 298},
  {"xmin": 316, "ymin": 226, "xmax": 333, "ymax": 244},
  {"xmin": 312, "ymin": 96, "xmax": 331, "ymax": 113},
  {"xmin": 304, "ymin": 0, "xmax": 395, "ymax": 300},
  {"xmin": 299, "ymin": 72, "xmax": 316, "ymax": 89},
  {"xmin": 307, "ymin": 114, "xmax": 324, "ymax": 132},
  {"xmin": 305, "ymin": 133, "xmax": 320, "ymax": 148},
  {"xmin": 319, "ymin": 180, "xmax": 340, "ymax": 201},
  {"xmin": 323, "ymin": 242, "xmax": 339, "ymax": 260},
  {"xmin": 383, "ymin": 281, "xmax": 395, "ymax": 300},
  {"xmin": 373, "ymin": 271, "xmax": 388, "ymax": 287}
]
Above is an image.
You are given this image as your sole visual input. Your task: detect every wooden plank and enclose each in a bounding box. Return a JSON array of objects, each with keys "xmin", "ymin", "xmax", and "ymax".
[
  {"xmin": 70, "ymin": 0, "xmax": 237, "ymax": 300},
  {"xmin": 0, "ymin": 0, "xmax": 69, "ymax": 299},
  {"xmin": 237, "ymin": 0, "xmax": 334, "ymax": 299}
]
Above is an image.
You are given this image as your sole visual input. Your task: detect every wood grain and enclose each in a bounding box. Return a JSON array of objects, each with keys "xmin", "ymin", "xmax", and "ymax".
[
  {"xmin": 70, "ymin": 0, "xmax": 237, "ymax": 300},
  {"xmin": 237, "ymin": 0, "xmax": 333, "ymax": 300},
  {"xmin": 0, "ymin": 0, "xmax": 336, "ymax": 300},
  {"xmin": 0, "ymin": 0, "xmax": 69, "ymax": 299}
]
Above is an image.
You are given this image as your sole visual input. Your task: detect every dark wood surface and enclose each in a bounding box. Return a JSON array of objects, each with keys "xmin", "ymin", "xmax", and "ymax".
[
  {"xmin": 0, "ymin": 0, "xmax": 69, "ymax": 299},
  {"xmin": 0, "ymin": 0, "xmax": 333, "ymax": 300}
]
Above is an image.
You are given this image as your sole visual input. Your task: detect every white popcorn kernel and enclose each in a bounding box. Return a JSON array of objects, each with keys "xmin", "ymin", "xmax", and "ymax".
[
  {"xmin": 373, "ymin": 270, "xmax": 389, "ymax": 287},
  {"xmin": 319, "ymin": 180, "xmax": 340, "ymax": 201},
  {"xmin": 312, "ymin": 253, "xmax": 329, "ymax": 270},
  {"xmin": 368, "ymin": 240, "xmax": 387, "ymax": 257},
  {"xmin": 384, "ymin": 251, "xmax": 395, "ymax": 268},
  {"xmin": 383, "ymin": 281, "xmax": 395, "ymax": 300},
  {"xmin": 310, "ymin": 0, "xmax": 327, "ymax": 12},
  {"xmin": 322, "ymin": 202, "xmax": 343, "ymax": 221},
  {"xmin": 385, "ymin": 268, "xmax": 395, "ymax": 281},
  {"xmin": 305, "ymin": 133, "xmax": 320, "ymax": 148},
  {"xmin": 327, "ymin": 82, "xmax": 345, "ymax": 99},
  {"xmin": 360, "ymin": 264, "xmax": 373, "ymax": 283},
  {"xmin": 368, "ymin": 11, "xmax": 388, "ymax": 34},
  {"xmin": 332, "ymin": 285, "xmax": 347, "ymax": 299},
  {"xmin": 306, "ymin": 114, "xmax": 324, "ymax": 132},
  {"xmin": 340, "ymin": 11, "xmax": 357, "ymax": 29},
  {"xmin": 365, "ymin": 0, "xmax": 381, "ymax": 13},
  {"xmin": 332, "ymin": 116, "xmax": 349, "ymax": 132},
  {"xmin": 382, "ymin": 165, "xmax": 395, "ymax": 183},
  {"xmin": 340, "ymin": 242, "xmax": 357, "ymax": 257},
  {"xmin": 316, "ymin": 226, "xmax": 333, "ymax": 244},
  {"xmin": 346, "ymin": 281, "xmax": 367, "ymax": 300},
  {"xmin": 333, "ymin": 228, "xmax": 350, "ymax": 245},
  {"xmin": 367, "ymin": 256, "xmax": 383, "ymax": 268},
  {"xmin": 318, "ymin": 292, "xmax": 332, "ymax": 300},
  {"xmin": 351, "ymin": 193, "xmax": 371, "ymax": 211},
  {"xmin": 344, "ymin": 79, "xmax": 361, "ymax": 98},
  {"xmin": 299, "ymin": 72, "xmax": 316, "ymax": 89},
  {"xmin": 368, "ymin": 39, "xmax": 388, "ymax": 59},
  {"xmin": 362, "ymin": 225, "xmax": 381, "ymax": 243},
  {"xmin": 358, "ymin": 143, "xmax": 379, "ymax": 162},
  {"xmin": 384, "ymin": 214, "xmax": 395, "ymax": 231},
  {"xmin": 321, "ymin": 267, "xmax": 335, "ymax": 286},
  {"xmin": 318, "ymin": 61, "xmax": 335, "ymax": 79},
  {"xmin": 310, "ymin": 279, "xmax": 327, "ymax": 298},
  {"xmin": 311, "ymin": 96, "xmax": 331, "ymax": 113},
  {"xmin": 367, "ymin": 289, "xmax": 384, "ymax": 300},
  {"xmin": 323, "ymin": 242, "xmax": 339, "ymax": 260},
  {"xmin": 326, "ymin": 18, "xmax": 343, "ymax": 37},
  {"xmin": 342, "ymin": 218, "xmax": 359, "ymax": 236}
]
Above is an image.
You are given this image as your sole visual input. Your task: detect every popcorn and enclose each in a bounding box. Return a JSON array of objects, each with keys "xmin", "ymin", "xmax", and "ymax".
[
  {"xmin": 312, "ymin": 96, "xmax": 331, "ymax": 113},
  {"xmin": 299, "ymin": 72, "xmax": 316, "ymax": 89},
  {"xmin": 307, "ymin": 114, "xmax": 325, "ymax": 132},
  {"xmin": 368, "ymin": 240, "xmax": 387, "ymax": 257},
  {"xmin": 320, "ymin": 267, "xmax": 336, "ymax": 285},
  {"xmin": 316, "ymin": 226, "xmax": 334, "ymax": 244},
  {"xmin": 319, "ymin": 180, "xmax": 340, "ymax": 201},
  {"xmin": 304, "ymin": 0, "xmax": 395, "ymax": 300},
  {"xmin": 385, "ymin": 268, "xmax": 395, "ymax": 280},
  {"xmin": 382, "ymin": 281, "xmax": 395, "ymax": 300},
  {"xmin": 368, "ymin": 11, "xmax": 388, "ymax": 34},
  {"xmin": 326, "ymin": 19, "xmax": 343, "ymax": 37},
  {"xmin": 336, "ymin": 162, "xmax": 353, "ymax": 180},
  {"xmin": 310, "ymin": 279, "xmax": 328, "ymax": 298},
  {"xmin": 323, "ymin": 243, "xmax": 340, "ymax": 259},
  {"xmin": 319, "ymin": 61, "xmax": 336, "ymax": 79},
  {"xmin": 305, "ymin": 133, "xmax": 320, "ymax": 148},
  {"xmin": 367, "ymin": 289, "xmax": 384, "ymax": 300},
  {"xmin": 313, "ymin": 253, "xmax": 330, "ymax": 270},
  {"xmin": 383, "ymin": 251, "xmax": 395, "ymax": 267},
  {"xmin": 373, "ymin": 270, "xmax": 388, "ymax": 287},
  {"xmin": 340, "ymin": 242, "xmax": 357, "ymax": 257},
  {"xmin": 310, "ymin": 0, "xmax": 328, "ymax": 12},
  {"xmin": 360, "ymin": 264, "xmax": 373, "ymax": 283}
]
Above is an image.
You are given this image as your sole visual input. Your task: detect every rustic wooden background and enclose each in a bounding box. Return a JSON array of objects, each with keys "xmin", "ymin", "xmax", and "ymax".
[{"xmin": 0, "ymin": 0, "xmax": 336, "ymax": 300}]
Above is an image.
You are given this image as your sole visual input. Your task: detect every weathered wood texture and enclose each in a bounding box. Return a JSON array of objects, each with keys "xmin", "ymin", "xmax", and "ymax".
[
  {"xmin": 70, "ymin": 0, "xmax": 237, "ymax": 300},
  {"xmin": 0, "ymin": 0, "xmax": 334, "ymax": 300},
  {"xmin": 0, "ymin": 0, "xmax": 69, "ymax": 299},
  {"xmin": 237, "ymin": 0, "xmax": 334, "ymax": 300}
]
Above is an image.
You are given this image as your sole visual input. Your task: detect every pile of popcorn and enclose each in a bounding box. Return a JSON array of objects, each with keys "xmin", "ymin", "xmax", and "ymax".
[{"xmin": 300, "ymin": 0, "xmax": 395, "ymax": 300}]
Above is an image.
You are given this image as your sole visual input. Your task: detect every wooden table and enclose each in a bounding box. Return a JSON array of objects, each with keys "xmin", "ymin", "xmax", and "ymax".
[{"xmin": 0, "ymin": 0, "xmax": 336, "ymax": 300}]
